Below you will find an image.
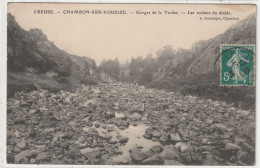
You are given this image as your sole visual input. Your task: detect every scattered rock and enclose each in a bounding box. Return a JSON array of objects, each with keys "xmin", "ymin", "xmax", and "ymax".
[
  {"xmin": 102, "ymin": 124, "xmax": 107, "ymax": 129},
  {"xmin": 7, "ymin": 82, "xmax": 255, "ymax": 165},
  {"xmin": 82, "ymin": 100, "xmax": 95, "ymax": 107},
  {"xmin": 136, "ymin": 144, "xmax": 143, "ymax": 149},
  {"xmin": 95, "ymin": 123, "xmax": 100, "ymax": 128},
  {"xmin": 107, "ymin": 126, "xmax": 115, "ymax": 132},
  {"xmin": 29, "ymin": 109, "xmax": 40, "ymax": 115},
  {"xmin": 170, "ymin": 132, "xmax": 182, "ymax": 142},
  {"xmin": 28, "ymin": 127, "xmax": 37, "ymax": 138}
]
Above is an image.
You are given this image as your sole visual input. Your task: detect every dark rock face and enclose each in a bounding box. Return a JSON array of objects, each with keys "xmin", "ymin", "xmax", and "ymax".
[
  {"xmin": 8, "ymin": 14, "xmax": 71, "ymax": 74},
  {"xmin": 7, "ymin": 13, "xmax": 99, "ymax": 76},
  {"xmin": 7, "ymin": 13, "xmax": 114, "ymax": 99},
  {"xmin": 154, "ymin": 13, "xmax": 256, "ymax": 78}
]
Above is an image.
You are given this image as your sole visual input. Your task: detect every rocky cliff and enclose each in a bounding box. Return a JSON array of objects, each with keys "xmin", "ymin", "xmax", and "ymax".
[
  {"xmin": 7, "ymin": 13, "xmax": 99, "ymax": 78},
  {"xmin": 155, "ymin": 12, "xmax": 256, "ymax": 79},
  {"xmin": 188, "ymin": 13, "xmax": 256, "ymax": 75},
  {"xmin": 7, "ymin": 13, "xmax": 113, "ymax": 96}
]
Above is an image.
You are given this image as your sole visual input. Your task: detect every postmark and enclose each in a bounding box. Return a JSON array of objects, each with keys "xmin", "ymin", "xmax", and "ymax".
[{"xmin": 220, "ymin": 44, "xmax": 255, "ymax": 86}]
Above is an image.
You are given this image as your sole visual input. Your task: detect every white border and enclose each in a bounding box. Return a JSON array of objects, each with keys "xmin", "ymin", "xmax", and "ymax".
[{"xmin": 0, "ymin": 0, "xmax": 259, "ymax": 168}]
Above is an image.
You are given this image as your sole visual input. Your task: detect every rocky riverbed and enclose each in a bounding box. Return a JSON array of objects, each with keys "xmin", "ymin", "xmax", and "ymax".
[{"xmin": 7, "ymin": 82, "xmax": 255, "ymax": 165}]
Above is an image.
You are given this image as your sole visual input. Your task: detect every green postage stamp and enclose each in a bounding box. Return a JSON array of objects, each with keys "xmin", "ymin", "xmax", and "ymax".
[{"xmin": 220, "ymin": 44, "xmax": 255, "ymax": 86}]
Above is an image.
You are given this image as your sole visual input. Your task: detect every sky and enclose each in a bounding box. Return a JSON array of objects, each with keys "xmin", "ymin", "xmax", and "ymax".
[{"xmin": 8, "ymin": 3, "xmax": 255, "ymax": 65}]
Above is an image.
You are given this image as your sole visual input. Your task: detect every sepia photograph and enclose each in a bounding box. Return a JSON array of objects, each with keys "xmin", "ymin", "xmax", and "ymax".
[{"xmin": 4, "ymin": 2, "xmax": 257, "ymax": 166}]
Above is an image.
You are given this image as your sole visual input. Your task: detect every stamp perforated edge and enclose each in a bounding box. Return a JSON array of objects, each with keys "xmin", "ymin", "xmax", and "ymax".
[{"xmin": 220, "ymin": 44, "xmax": 256, "ymax": 87}]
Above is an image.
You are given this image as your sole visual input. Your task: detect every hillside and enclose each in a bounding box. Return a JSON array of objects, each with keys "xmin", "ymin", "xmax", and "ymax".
[
  {"xmin": 154, "ymin": 48, "xmax": 195, "ymax": 79},
  {"xmin": 7, "ymin": 13, "xmax": 111, "ymax": 97},
  {"xmin": 155, "ymin": 12, "xmax": 256, "ymax": 79},
  {"xmin": 188, "ymin": 13, "xmax": 256, "ymax": 75},
  {"xmin": 150, "ymin": 13, "xmax": 256, "ymax": 110}
]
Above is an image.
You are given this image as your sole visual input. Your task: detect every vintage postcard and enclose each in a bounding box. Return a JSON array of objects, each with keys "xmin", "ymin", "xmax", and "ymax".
[{"xmin": 4, "ymin": 2, "xmax": 257, "ymax": 166}]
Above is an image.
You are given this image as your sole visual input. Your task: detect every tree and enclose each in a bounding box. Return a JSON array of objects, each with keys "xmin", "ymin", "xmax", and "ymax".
[
  {"xmin": 99, "ymin": 58, "xmax": 120, "ymax": 80},
  {"xmin": 156, "ymin": 45, "xmax": 176, "ymax": 68}
]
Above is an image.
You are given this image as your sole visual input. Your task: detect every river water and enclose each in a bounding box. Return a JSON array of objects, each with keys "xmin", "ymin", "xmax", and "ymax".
[{"xmin": 84, "ymin": 111, "xmax": 160, "ymax": 162}]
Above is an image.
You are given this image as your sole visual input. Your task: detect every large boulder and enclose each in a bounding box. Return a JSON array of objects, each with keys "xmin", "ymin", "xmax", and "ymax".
[
  {"xmin": 237, "ymin": 150, "xmax": 254, "ymax": 165},
  {"xmin": 15, "ymin": 150, "xmax": 39, "ymax": 163},
  {"xmin": 143, "ymin": 128, "xmax": 153, "ymax": 139},
  {"xmin": 142, "ymin": 155, "xmax": 161, "ymax": 165},
  {"xmin": 105, "ymin": 111, "xmax": 115, "ymax": 119},
  {"xmin": 129, "ymin": 147, "xmax": 147, "ymax": 163},
  {"xmin": 170, "ymin": 132, "xmax": 182, "ymax": 142},
  {"xmin": 152, "ymin": 130, "xmax": 162, "ymax": 138},
  {"xmin": 202, "ymin": 154, "xmax": 223, "ymax": 165},
  {"xmin": 179, "ymin": 144, "xmax": 202, "ymax": 163},
  {"xmin": 112, "ymin": 157, "xmax": 129, "ymax": 165},
  {"xmin": 87, "ymin": 150, "xmax": 102, "ymax": 164},
  {"xmin": 164, "ymin": 160, "xmax": 184, "ymax": 165},
  {"xmin": 16, "ymin": 139, "xmax": 27, "ymax": 149},
  {"xmin": 150, "ymin": 145, "xmax": 163, "ymax": 153},
  {"xmin": 119, "ymin": 137, "xmax": 129, "ymax": 144},
  {"xmin": 160, "ymin": 145, "xmax": 179, "ymax": 161},
  {"xmin": 84, "ymin": 127, "xmax": 98, "ymax": 137}
]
